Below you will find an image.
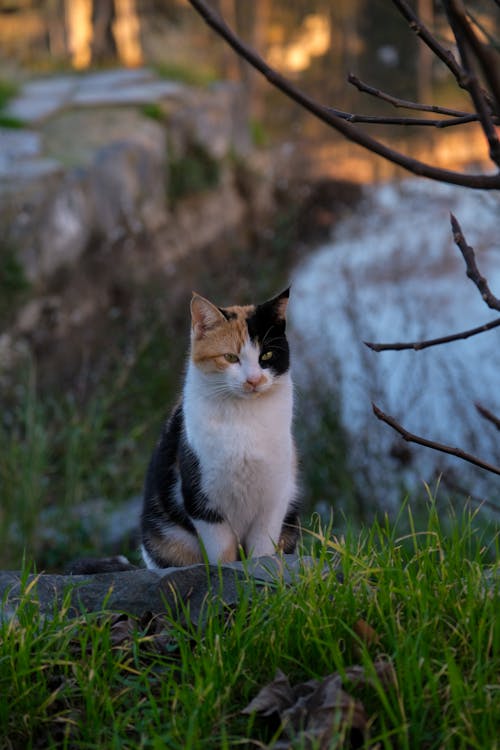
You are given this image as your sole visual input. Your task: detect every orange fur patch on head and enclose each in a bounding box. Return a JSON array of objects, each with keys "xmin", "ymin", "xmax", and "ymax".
[{"xmin": 190, "ymin": 298, "xmax": 256, "ymax": 370}]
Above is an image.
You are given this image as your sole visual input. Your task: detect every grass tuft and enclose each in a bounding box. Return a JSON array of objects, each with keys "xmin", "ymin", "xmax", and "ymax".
[
  {"xmin": 1, "ymin": 507, "xmax": 498, "ymax": 749},
  {"xmin": 155, "ymin": 62, "xmax": 218, "ymax": 88}
]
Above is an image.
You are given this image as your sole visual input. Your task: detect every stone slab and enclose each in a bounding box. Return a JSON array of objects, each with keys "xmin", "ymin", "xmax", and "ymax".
[
  {"xmin": 0, "ymin": 157, "xmax": 62, "ymax": 184},
  {"xmin": 0, "ymin": 556, "xmax": 339, "ymax": 626},
  {"xmin": 71, "ymin": 80, "xmax": 183, "ymax": 107},
  {"xmin": 5, "ymin": 70, "xmax": 184, "ymax": 125}
]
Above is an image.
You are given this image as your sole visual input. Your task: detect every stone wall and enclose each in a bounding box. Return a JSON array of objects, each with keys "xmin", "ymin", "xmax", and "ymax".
[{"xmin": 0, "ymin": 68, "xmax": 294, "ymax": 382}]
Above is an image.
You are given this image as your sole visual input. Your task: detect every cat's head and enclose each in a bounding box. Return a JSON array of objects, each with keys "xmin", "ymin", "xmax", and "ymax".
[{"xmin": 189, "ymin": 289, "xmax": 290, "ymax": 398}]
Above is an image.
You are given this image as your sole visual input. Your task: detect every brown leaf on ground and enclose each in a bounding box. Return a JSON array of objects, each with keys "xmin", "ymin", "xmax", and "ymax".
[
  {"xmin": 109, "ymin": 613, "xmax": 137, "ymax": 648},
  {"xmin": 105, "ymin": 612, "xmax": 178, "ymax": 656},
  {"xmin": 242, "ymin": 659, "xmax": 396, "ymax": 749},
  {"xmin": 353, "ymin": 619, "xmax": 381, "ymax": 649},
  {"xmin": 242, "ymin": 670, "xmax": 296, "ymax": 717}
]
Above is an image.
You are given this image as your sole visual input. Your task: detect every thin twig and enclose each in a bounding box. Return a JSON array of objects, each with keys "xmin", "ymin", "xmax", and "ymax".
[
  {"xmin": 372, "ymin": 403, "xmax": 500, "ymax": 477},
  {"xmin": 451, "ymin": 214, "xmax": 500, "ymax": 312},
  {"xmin": 187, "ymin": 0, "xmax": 500, "ymax": 189},
  {"xmin": 347, "ymin": 74, "xmax": 471, "ymax": 117},
  {"xmin": 393, "ymin": 0, "xmax": 496, "ymax": 113},
  {"xmin": 366, "ymin": 216, "xmax": 500, "ymax": 352},
  {"xmin": 444, "ymin": 0, "xmax": 500, "ymax": 166},
  {"xmin": 475, "ymin": 403, "xmax": 500, "ymax": 431},
  {"xmin": 365, "ymin": 316, "xmax": 500, "ymax": 351},
  {"xmin": 391, "ymin": 0, "xmax": 466, "ymax": 84},
  {"xmin": 466, "ymin": 9, "xmax": 499, "ymax": 50},
  {"xmin": 326, "ymin": 107, "xmax": 484, "ymax": 128},
  {"xmin": 463, "ymin": 10, "xmax": 500, "ymax": 114}
]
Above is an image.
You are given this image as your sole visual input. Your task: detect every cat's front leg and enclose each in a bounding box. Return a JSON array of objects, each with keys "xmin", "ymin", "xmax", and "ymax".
[
  {"xmin": 244, "ymin": 509, "xmax": 286, "ymax": 558},
  {"xmin": 193, "ymin": 519, "xmax": 239, "ymax": 563}
]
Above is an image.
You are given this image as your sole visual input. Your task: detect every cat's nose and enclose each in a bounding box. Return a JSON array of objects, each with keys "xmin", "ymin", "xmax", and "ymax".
[
  {"xmin": 246, "ymin": 373, "xmax": 261, "ymax": 386},
  {"xmin": 245, "ymin": 372, "xmax": 264, "ymax": 388}
]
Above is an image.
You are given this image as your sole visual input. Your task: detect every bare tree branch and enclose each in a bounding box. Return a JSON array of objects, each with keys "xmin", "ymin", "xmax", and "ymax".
[
  {"xmin": 475, "ymin": 402, "xmax": 500, "ymax": 431},
  {"xmin": 390, "ymin": 0, "xmax": 466, "ymax": 84},
  {"xmin": 187, "ymin": 0, "xmax": 500, "ymax": 189},
  {"xmin": 327, "ymin": 107, "xmax": 485, "ymax": 129},
  {"xmin": 366, "ymin": 215, "xmax": 500, "ymax": 352},
  {"xmin": 365, "ymin": 316, "xmax": 500, "ymax": 352},
  {"xmin": 372, "ymin": 404, "xmax": 500, "ymax": 476},
  {"xmin": 444, "ymin": 0, "xmax": 500, "ymax": 166},
  {"xmin": 451, "ymin": 214, "xmax": 500, "ymax": 311},
  {"xmin": 463, "ymin": 8, "xmax": 500, "ymax": 114},
  {"xmin": 347, "ymin": 73, "xmax": 472, "ymax": 117}
]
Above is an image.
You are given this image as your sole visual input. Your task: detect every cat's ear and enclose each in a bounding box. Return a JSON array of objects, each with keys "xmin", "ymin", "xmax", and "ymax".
[
  {"xmin": 191, "ymin": 293, "xmax": 226, "ymax": 339},
  {"xmin": 262, "ymin": 287, "xmax": 290, "ymax": 322}
]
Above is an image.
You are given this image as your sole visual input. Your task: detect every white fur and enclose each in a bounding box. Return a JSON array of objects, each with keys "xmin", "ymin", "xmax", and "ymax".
[
  {"xmin": 193, "ymin": 519, "xmax": 238, "ymax": 563},
  {"xmin": 141, "ymin": 544, "xmax": 163, "ymax": 571},
  {"xmin": 183, "ymin": 346, "xmax": 296, "ymax": 559}
]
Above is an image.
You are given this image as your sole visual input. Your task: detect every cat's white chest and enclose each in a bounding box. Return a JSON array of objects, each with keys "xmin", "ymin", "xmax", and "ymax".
[{"xmin": 183, "ymin": 368, "xmax": 295, "ymax": 535}]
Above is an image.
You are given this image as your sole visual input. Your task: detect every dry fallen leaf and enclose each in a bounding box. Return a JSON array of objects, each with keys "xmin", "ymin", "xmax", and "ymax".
[
  {"xmin": 243, "ymin": 659, "xmax": 396, "ymax": 749},
  {"xmin": 242, "ymin": 669, "xmax": 296, "ymax": 717},
  {"xmin": 353, "ymin": 619, "xmax": 381, "ymax": 649}
]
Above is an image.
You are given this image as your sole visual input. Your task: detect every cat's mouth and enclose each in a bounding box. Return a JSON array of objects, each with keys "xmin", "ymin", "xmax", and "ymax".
[{"xmin": 242, "ymin": 382, "xmax": 270, "ymax": 397}]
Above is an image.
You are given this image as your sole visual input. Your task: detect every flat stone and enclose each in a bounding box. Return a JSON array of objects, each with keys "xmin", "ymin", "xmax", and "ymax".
[
  {"xmin": 0, "ymin": 556, "xmax": 336, "ymax": 626},
  {"xmin": 41, "ymin": 107, "xmax": 166, "ymax": 167},
  {"xmin": 71, "ymin": 80, "xmax": 184, "ymax": 107},
  {"xmin": 21, "ymin": 76, "xmax": 77, "ymax": 98},
  {"xmin": 6, "ymin": 96, "xmax": 70, "ymax": 123},
  {"xmin": 75, "ymin": 68, "xmax": 157, "ymax": 90},
  {"xmin": 4, "ymin": 70, "xmax": 183, "ymax": 124},
  {"xmin": 0, "ymin": 129, "xmax": 41, "ymax": 166},
  {"xmin": 0, "ymin": 157, "xmax": 62, "ymax": 184}
]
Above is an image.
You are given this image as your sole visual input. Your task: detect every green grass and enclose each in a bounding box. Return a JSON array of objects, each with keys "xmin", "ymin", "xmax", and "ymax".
[
  {"xmin": 1, "ymin": 506, "xmax": 498, "ymax": 749},
  {"xmin": 0, "ymin": 78, "xmax": 17, "ymax": 109},
  {"xmin": 0, "ymin": 243, "xmax": 30, "ymax": 319},
  {"xmin": 168, "ymin": 144, "xmax": 221, "ymax": 206},
  {"xmin": 0, "ymin": 327, "xmax": 183, "ymax": 570},
  {"xmin": 0, "ymin": 78, "xmax": 23, "ymax": 129},
  {"xmin": 140, "ymin": 102, "xmax": 164, "ymax": 122},
  {"xmin": 155, "ymin": 61, "xmax": 218, "ymax": 88},
  {"xmin": 0, "ymin": 113, "xmax": 24, "ymax": 129}
]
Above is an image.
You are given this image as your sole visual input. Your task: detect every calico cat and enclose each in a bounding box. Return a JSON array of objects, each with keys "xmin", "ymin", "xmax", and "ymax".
[{"xmin": 140, "ymin": 288, "xmax": 300, "ymax": 569}]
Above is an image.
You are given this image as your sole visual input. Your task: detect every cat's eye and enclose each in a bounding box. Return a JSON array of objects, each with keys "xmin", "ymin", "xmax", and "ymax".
[
  {"xmin": 261, "ymin": 351, "xmax": 273, "ymax": 361},
  {"xmin": 224, "ymin": 353, "xmax": 239, "ymax": 363}
]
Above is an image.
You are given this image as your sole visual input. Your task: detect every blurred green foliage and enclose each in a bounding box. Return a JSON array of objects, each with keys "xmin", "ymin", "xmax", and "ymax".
[
  {"xmin": 155, "ymin": 61, "xmax": 217, "ymax": 88},
  {"xmin": 168, "ymin": 144, "xmax": 221, "ymax": 205}
]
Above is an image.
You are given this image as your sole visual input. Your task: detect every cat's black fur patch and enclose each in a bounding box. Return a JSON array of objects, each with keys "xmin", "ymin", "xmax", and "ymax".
[
  {"xmin": 218, "ymin": 307, "xmax": 237, "ymax": 320},
  {"xmin": 279, "ymin": 508, "xmax": 301, "ymax": 553},
  {"xmin": 246, "ymin": 292, "xmax": 290, "ymax": 376},
  {"xmin": 142, "ymin": 404, "xmax": 197, "ymax": 537},
  {"xmin": 141, "ymin": 404, "xmax": 225, "ymax": 562}
]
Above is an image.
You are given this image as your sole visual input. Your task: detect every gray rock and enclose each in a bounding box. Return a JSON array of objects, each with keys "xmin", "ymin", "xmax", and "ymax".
[
  {"xmin": 75, "ymin": 68, "xmax": 157, "ymax": 91},
  {"xmin": 3, "ymin": 69, "xmax": 181, "ymax": 125},
  {"xmin": 0, "ymin": 556, "xmax": 336, "ymax": 627},
  {"xmin": 168, "ymin": 83, "xmax": 249, "ymax": 161},
  {"xmin": 0, "ymin": 129, "xmax": 41, "ymax": 169},
  {"xmin": 4, "ymin": 136, "xmax": 167, "ymax": 283},
  {"xmin": 41, "ymin": 107, "xmax": 167, "ymax": 167},
  {"xmin": 88, "ymin": 140, "xmax": 167, "ymax": 241},
  {"xmin": 72, "ymin": 80, "xmax": 183, "ymax": 107},
  {"xmin": 27, "ymin": 169, "xmax": 93, "ymax": 281}
]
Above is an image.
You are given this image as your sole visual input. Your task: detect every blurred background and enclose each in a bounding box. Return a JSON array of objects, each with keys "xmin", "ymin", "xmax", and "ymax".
[{"xmin": 0, "ymin": 0, "xmax": 498, "ymax": 570}]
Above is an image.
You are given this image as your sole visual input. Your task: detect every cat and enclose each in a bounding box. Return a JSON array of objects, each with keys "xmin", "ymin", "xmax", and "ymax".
[{"xmin": 140, "ymin": 287, "xmax": 300, "ymax": 569}]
